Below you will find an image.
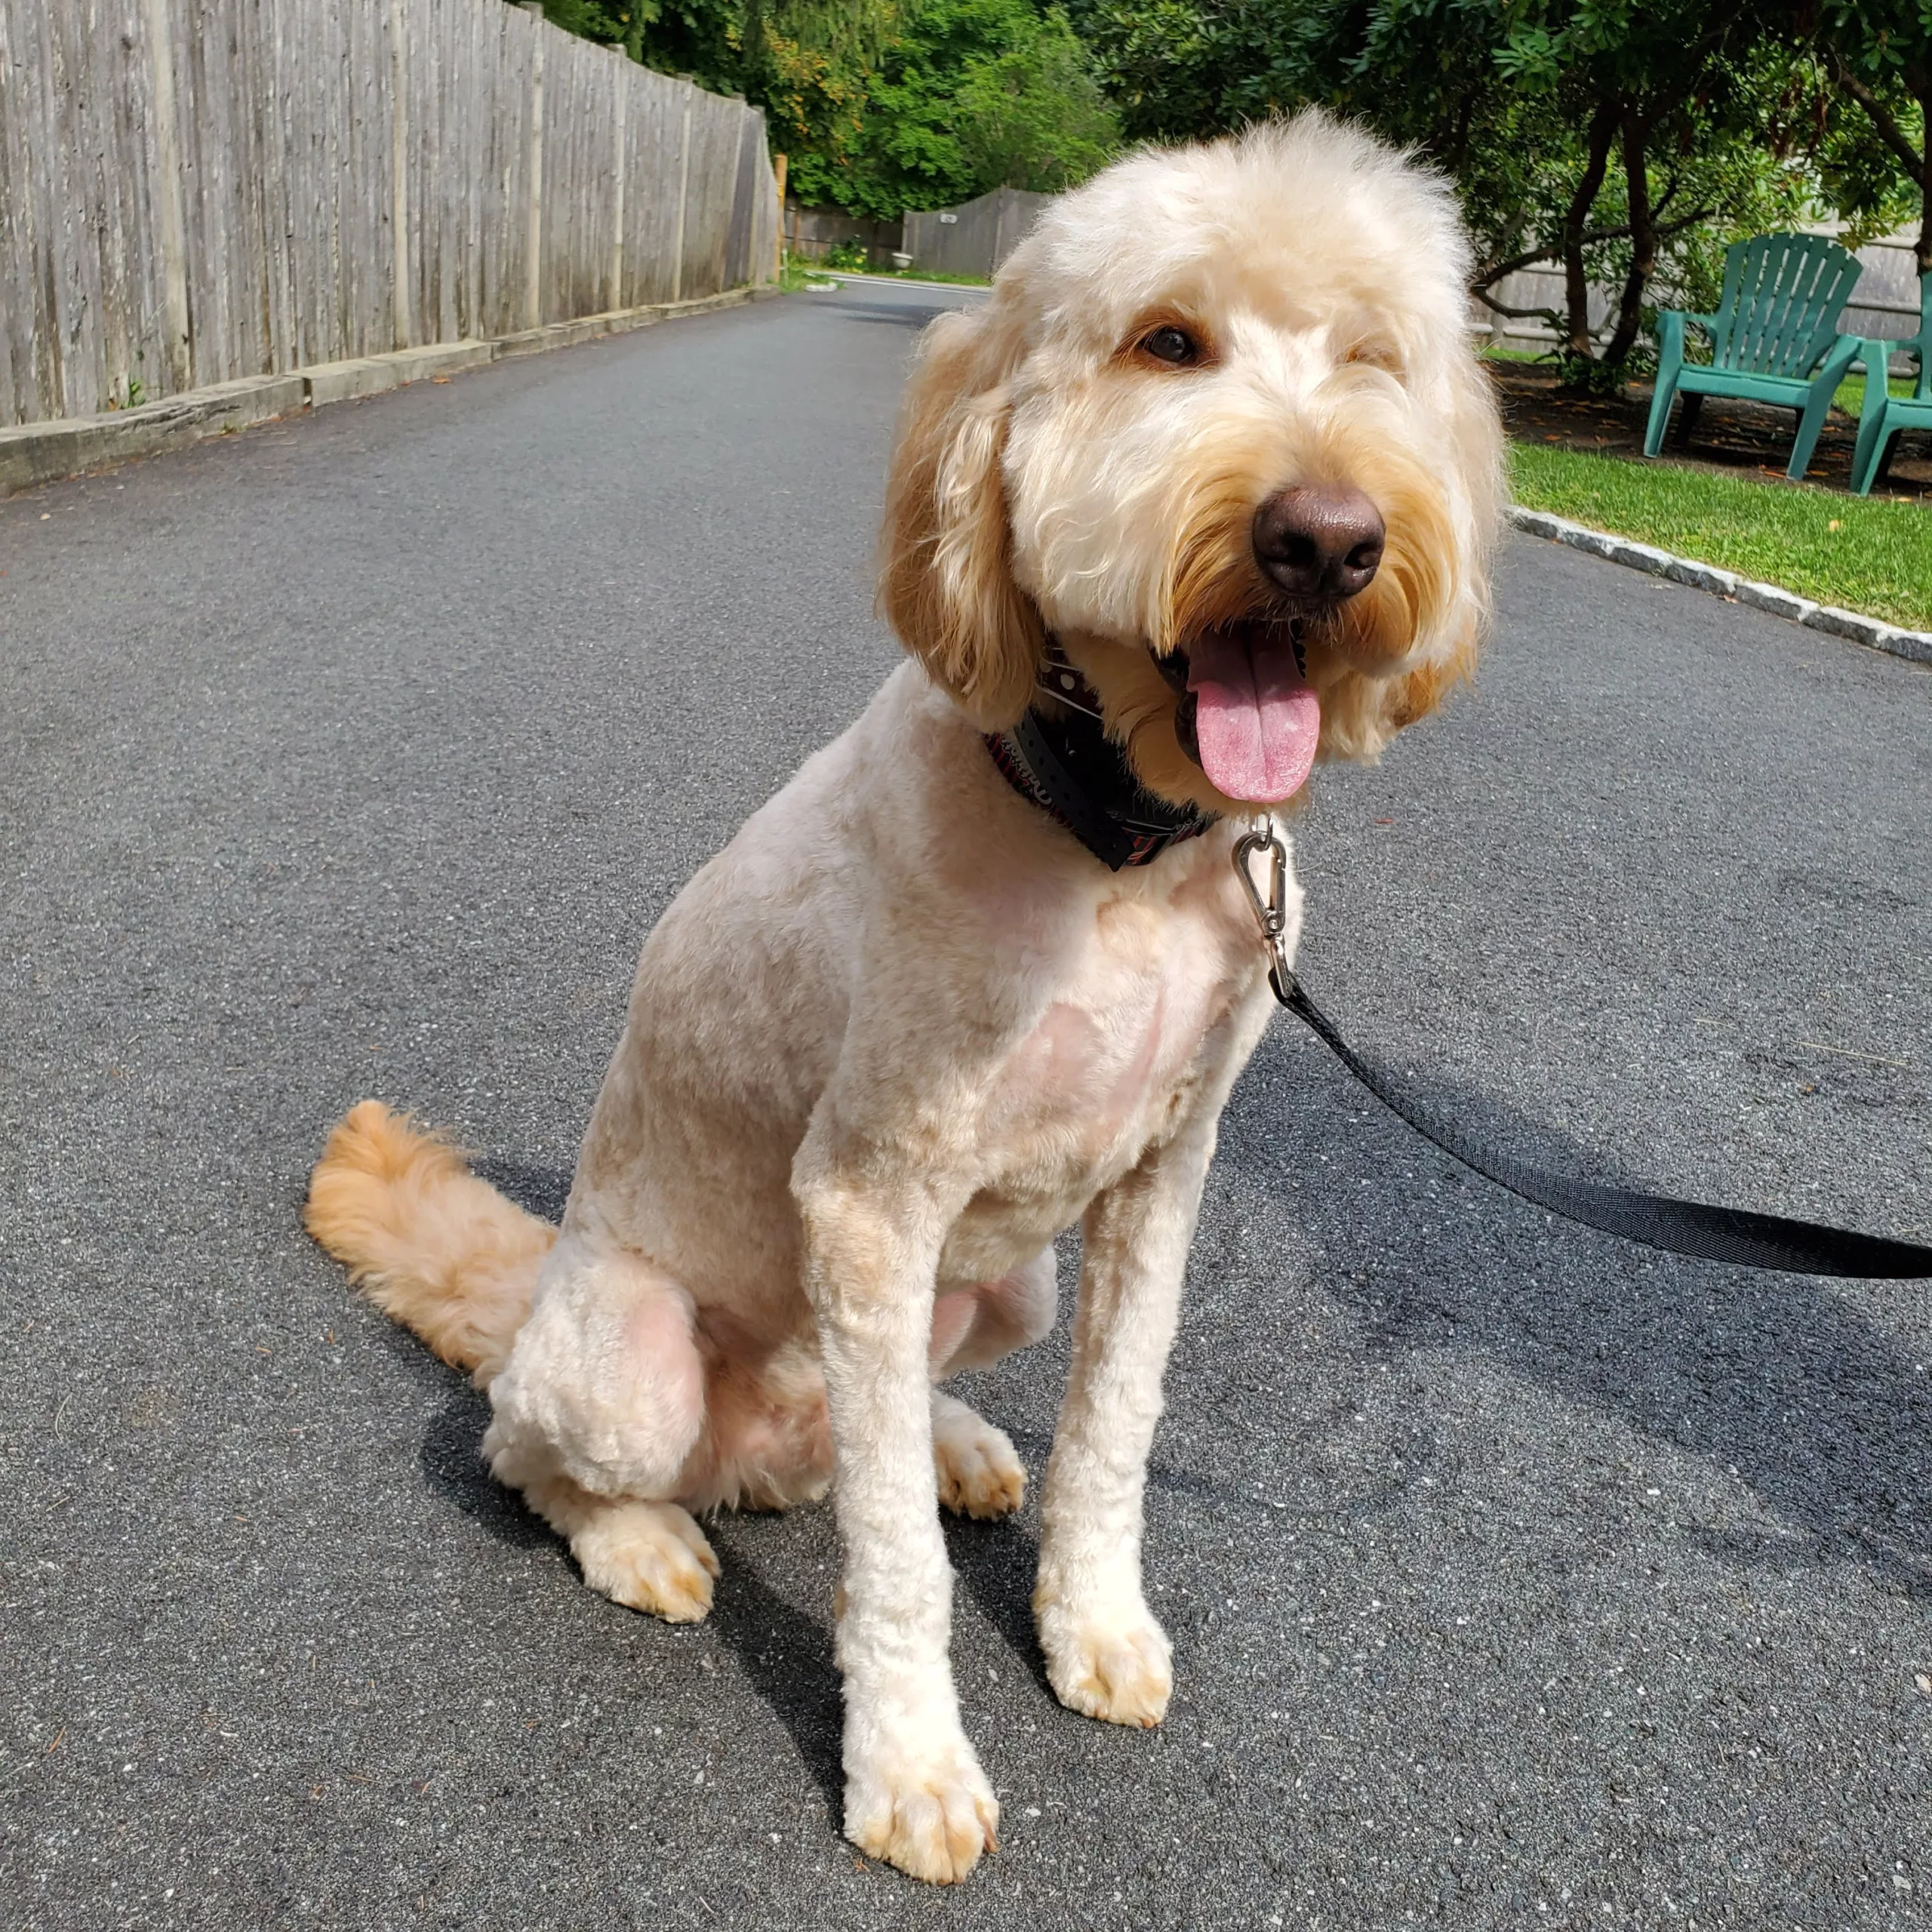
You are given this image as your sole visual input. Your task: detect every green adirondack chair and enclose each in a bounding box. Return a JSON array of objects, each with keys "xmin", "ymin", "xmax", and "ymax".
[
  {"xmin": 1850, "ymin": 273, "xmax": 1932, "ymax": 495},
  {"xmin": 1644, "ymin": 232, "xmax": 1866, "ymax": 481}
]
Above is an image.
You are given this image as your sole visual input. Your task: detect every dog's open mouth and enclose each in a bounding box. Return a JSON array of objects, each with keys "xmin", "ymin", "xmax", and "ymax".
[{"xmin": 1158, "ymin": 619, "xmax": 1319, "ymax": 804}]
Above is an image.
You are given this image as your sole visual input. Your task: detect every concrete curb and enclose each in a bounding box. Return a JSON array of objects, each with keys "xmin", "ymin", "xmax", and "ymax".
[
  {"xmin": 1506, "ymin": 504, "xmax": 1932, "ymax": 667},
  {"xmin": 302, "ymin": 340, "xmax": 496, "ymax": 406},
  {"xmin": 821, "ymin": 271, "xmax": 989, "ymax": 297},
  {"xmin": 0, "ymin": 374, "xmax": 309, "ymax": 496},
  {"xmin": 0, "ymin": 285, "xmax": 785, "ymax": 497}
]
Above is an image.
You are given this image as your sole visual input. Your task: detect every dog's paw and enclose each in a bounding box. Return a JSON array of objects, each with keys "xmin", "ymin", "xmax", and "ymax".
[
  {"xmin": 571, "ymin": 1501, "xmax": 718, "ymax": 1623},
  {"xmin": 844, "ymin": 1730, "xmax": 999, "ymax": 1884},
  {"xmin": 1036, "ymin": 1597, "xmax": 1173, "ymax": 1727},
  {"xmin": 931, "ymin": 1394, "xmax": 1025, "ymax": 1520}
]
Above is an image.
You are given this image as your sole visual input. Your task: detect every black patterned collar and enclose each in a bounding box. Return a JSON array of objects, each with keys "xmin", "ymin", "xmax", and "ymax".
[{"xmin": 984, "ymin": 642, "xmax": 1214, "ymax": 871}]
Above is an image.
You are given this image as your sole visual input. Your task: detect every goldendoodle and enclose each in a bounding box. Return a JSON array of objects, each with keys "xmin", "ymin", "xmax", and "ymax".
[{"xmin": 306, "ymin": 111, "xmax": 1503, "ymax": 1884}]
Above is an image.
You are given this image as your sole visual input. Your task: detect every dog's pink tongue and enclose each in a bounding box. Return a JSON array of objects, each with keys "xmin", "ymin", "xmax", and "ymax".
[{"xmin": 1186, "ymin": 632, "xmax": 1321, "ymax": 802}]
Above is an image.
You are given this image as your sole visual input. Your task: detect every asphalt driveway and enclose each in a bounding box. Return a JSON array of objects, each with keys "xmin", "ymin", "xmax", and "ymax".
[{"xmin": 2, "ymin": 276, "xmax": 1928, "ymax": 1930}]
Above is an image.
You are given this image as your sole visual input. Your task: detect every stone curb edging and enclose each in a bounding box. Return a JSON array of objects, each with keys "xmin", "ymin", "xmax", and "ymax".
[
  {"xmin": 1506, "ymin": 503, "xmax": 1932, "ymax": 667},
  {"xmin": 820, "ymin": 270, "xmax": 991, "ymax": 297},
  {"xmin": 0, "ymin": 285, "xmax": 785, "ymax": 498}
]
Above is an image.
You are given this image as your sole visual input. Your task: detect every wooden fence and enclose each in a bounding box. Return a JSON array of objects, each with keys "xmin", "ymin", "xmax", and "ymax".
[
  {"xmin": 0, "ymin": 0, "xmax": 779, "ymax": 427},
  {"xmin": 903, "ymin": 188, "xmax": 1052, "ymax": 282}
]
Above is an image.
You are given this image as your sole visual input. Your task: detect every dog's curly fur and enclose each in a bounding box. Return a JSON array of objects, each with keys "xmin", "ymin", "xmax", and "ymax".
[{"xmin": 306, "ymin": 113, "xmax": 1503, "ymax": 1885}]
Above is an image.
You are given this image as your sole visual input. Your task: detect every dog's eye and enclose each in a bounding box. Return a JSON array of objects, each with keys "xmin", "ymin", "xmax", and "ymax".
[{"xmin": 1140, "ymin": 325, "xmax": 1201, "ymax": 368}]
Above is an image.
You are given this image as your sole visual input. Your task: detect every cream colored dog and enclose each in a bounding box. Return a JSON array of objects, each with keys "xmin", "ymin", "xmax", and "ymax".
[{"xmin": 306, "ymin": 112, "xmax": 1502, "ymax": 1885}]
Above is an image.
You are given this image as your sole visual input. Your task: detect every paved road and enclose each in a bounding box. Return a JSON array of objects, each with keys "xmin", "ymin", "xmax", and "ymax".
[{"xmin": 3, "ymin": 277, "xmax": 1929, "ymax": 1931}]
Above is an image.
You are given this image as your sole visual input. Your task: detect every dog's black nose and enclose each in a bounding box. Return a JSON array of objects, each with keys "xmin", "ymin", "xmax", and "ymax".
[{"xmin": 1252, "ymin": 487, "xmax": 1385, "ymax": 601}]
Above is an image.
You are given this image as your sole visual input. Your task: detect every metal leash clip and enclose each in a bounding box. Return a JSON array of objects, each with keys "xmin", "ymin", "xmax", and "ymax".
[{"xmin": 1232, "ymin": 819, "xmax": 1297, "ymax": 1004}]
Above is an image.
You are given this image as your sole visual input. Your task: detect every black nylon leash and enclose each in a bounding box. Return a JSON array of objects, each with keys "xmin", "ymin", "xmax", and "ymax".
[{"xmin": 1232, "ymin": 826, "xmax": 1932, "ymax": 1281}]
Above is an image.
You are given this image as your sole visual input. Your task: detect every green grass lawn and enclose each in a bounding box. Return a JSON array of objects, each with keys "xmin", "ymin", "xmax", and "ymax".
[{"xmin": 1509, "ymin": 444, "xmax": 1932, "ymax": 631}]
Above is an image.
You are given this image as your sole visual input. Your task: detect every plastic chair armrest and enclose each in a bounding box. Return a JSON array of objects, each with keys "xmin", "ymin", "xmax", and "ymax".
[
  {"xmin": 1903, "ymin": 333, "xmax": 1931, "ymax": 399},
  {"xmin": 1855, "ymin": 340, "xmax": 1896, "ymax": 423},
  {"xmin": 1810, "ymin": 331, "xmax": 1863, "ymax": 382},
  {"xmin": 1663, "ymin": 309, "xmax": 1717, "ymax": 365}
]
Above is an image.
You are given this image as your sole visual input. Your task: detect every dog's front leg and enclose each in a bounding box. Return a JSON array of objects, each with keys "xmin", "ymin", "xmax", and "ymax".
[
  {"xmin": 1034, "ymin": 1118, "xmax": 1220, "ymax": 1728},
  {"xmin": 795, "ymin": 1164, "xmax": 998, "ymax": 1884}
]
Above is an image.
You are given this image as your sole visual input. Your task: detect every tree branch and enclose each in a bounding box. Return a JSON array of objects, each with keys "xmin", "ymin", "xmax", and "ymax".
[
  {"xmin": 1471, "ymin": 287, "xmax": 1559, "ymax": 321},
  {"xmin": 1471, "ymin": 206, "xmax": 1715, "ymax": 297},
  {"xmin": 1474, "ymin": 233, "xmax": 1627, "ymax": 288},
  {"xmin": 1655, "ymin": 205, "xmax": 1716, "ymax": 238},
  {"xmin": 1832, "ymin": 57, "xmax": 1926, "ymax": 178},
  {"xmin": 1921, "ymin": 72, "xmax": 1932, "ymax": 277}
]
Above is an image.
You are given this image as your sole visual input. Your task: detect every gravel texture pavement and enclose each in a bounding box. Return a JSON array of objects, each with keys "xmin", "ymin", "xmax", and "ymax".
[{"xmin": 2, "ymin": 275, "xmax": 1929, "ymax": 1930}]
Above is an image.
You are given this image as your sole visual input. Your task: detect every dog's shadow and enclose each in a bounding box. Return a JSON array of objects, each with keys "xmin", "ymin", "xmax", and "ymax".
[
  {"xmin": 702, "ymin": 1509, "xmax": 1051, "ymax": 1810},
  {"xmin": 471, "ymin": 1155, "xmax": 573, "ymax": 1224},
  {"xmin": 418, "ymin": 1380, "xmax": 553, "ymax": 1552},
  {"xmin": 414, "ymin": 1370, "xmax": 846, "ymax": 1808},
  {"xmin": 702, "ymin": 1524, "xmax": 846, "ymax": 1812},
  {"xmin": 944, "ymin": 1503, "xmax": 1057, "ymax": 1696},
  {"xmin": 417, "ymin": 1377, "xmax": 1048, "ymax": 1815}
]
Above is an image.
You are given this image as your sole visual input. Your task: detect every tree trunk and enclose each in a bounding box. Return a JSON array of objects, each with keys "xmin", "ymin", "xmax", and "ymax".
[
  {"xmin": 1602, "ymin": 106, "xmax": 1655, "ymax": 368},
  {"xmin": 1563, "ymin": 100, "xmax": 1621, "ymax": 364}
]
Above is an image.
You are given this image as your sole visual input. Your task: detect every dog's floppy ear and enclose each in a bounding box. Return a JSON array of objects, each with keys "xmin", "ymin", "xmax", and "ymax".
[
  {"xmin": 1386, "ymin": 346, "xmax": 1505, "ymax": 734},
  {"xmin": 1321, "ymin": 341, "xmax": 1505, "ymax": 758},
  {"xmin": 879, "ymin": 304, "xmax": 1042, "ymax": 730}
]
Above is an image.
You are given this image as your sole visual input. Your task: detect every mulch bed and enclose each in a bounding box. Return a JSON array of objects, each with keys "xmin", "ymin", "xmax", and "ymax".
[{"xmin": 1487, "ymin": 357, "xmax": 1932, "ymax": 500}]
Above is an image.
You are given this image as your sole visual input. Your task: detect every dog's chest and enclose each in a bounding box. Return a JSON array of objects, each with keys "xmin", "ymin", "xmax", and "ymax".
[{"xmin": 974, "ymin": 881, "xmax": 1258, "ymax": 1204}]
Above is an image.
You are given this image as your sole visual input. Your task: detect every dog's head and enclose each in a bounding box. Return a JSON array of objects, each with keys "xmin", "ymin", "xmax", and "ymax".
[{"xmin": 881, "ymin": 112, "xmax": 1505, "ymax": 816}]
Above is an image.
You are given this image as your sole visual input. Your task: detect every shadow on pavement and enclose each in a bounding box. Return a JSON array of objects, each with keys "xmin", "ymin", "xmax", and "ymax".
[
  {"xmin": 945, "ymin": 1507, "xmax": 1056, "ymax": 1699},
  {"xmin": 471, "ymin": 1155, "xmax": 573, "ymax": 1225},
  {"xmin": 410, "ymin": 1353, "xmax": 848, "ymax": 1817},
  {"xmin": 418, "ymin": 1055, "xmax": 1931, "ymax": 1790},
  {"xmin": 1220, "ymin": 1051, "xmax": 1932, "ymax": 1600},
  {"xmin": 419, "ymin": 1380, "xmax": 553, "ymax": 1552},
  {"xmin": 823, "ymin": 298, "xmax": 958, "ymax": 331},
  {"xmin": 703, "ymin": 1527, "xmax": 848, "ymax": 1818}
]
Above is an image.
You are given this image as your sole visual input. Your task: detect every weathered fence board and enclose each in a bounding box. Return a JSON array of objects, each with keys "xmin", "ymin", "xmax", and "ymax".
[
  {"xmin": 619, "ymin": 72, "xmax": 680, "ymax": 308},
  {"xmin": 0, "ymin": 0, "xmax": 778, "ymax": 426}
]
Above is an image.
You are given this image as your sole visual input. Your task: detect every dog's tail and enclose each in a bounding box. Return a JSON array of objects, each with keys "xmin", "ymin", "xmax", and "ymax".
[{"xmin": 303, "ymin": 1100, "xmax": 555, "ymax": 1387}]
